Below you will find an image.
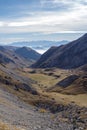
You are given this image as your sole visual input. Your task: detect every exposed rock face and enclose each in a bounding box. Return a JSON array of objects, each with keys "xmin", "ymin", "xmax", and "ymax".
[{"xmin": 32, "ymin": 34, "xmax": 87, "ymax": 69}]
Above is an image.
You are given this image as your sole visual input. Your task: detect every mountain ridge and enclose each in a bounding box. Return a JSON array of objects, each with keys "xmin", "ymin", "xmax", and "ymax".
[
  {"xmin": 0, "ymin": 46, "xmax": 41, "ymax": 67},
  {"xmin": 15, "ymin": 46, "xmax": 41, "ymax": 61},
  {"xmin": 32, "ymin": 33, "xmax": 87, "ymax": 69},
  {"xmin": 9, "ymin": 40, "xmax": 68, "ymax": 47}
]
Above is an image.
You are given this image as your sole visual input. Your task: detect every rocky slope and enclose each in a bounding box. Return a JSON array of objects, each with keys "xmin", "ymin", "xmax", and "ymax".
[
  {"xmin": 32, "ymin": 34, "xmax": 87, "ymax": 69},
  {"xmin": 0, "ymin": 87, "xmax": 87, "ymax": 130},
  {"xmin": 0, "ymin": 46, "xmax": 41, "ymax": 67}
]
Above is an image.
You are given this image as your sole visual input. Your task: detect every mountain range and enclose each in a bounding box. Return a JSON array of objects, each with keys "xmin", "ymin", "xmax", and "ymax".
[
  {"xmin": 0, "ymin": 34, "xmax": 87, "ymax": 130},
  {"xmin": 0, "ymin": 46, "xmax": 41, "ymax": 67},
  {"xmin": 32, "ymin": 33, "xmax": 87, "ymax": 69},
  {"xmin": 8, "ymin": 40, "xmax": 69, "ymax": 54}
]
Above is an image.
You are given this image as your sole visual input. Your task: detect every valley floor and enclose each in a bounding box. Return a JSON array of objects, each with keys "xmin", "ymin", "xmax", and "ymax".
[{"xmin": 0, "ymin": 66, "xmax": 87, "ymax": 130}]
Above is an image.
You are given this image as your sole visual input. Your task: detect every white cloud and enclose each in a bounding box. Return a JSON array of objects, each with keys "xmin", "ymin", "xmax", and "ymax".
[
  {"xmin": 0, "ymin": 22, "xmax": 4, "ymax": 27},
  {"xmin": 0, "ymin": 0, "xmax": 87, "ymax": 34}
]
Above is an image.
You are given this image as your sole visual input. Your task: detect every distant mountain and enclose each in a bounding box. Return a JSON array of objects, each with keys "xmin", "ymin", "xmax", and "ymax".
[
  {"xmin": 32, "ymin": 34, "xmax": 87, "ymax": 69},
  {"xmin": 10, "ymin": 40, "xmax": 68, "ymax": 47},
  {"xmin": 0, "ymin": 46, "xmax": 41, "ymax": 67},
  {"xmin": 4, "ymin": 46, "xmax": 19, "ymax": 51},
  {"xmin": 9, "ymin": 40, "xmax": 69, "ymax": 54},
  {"xmin": 15, "ymin": 47, "xmax": 41, "ymax": 61}
]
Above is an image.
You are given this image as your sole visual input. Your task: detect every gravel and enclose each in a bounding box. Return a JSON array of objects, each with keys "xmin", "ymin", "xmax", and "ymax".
[{"xmin": 0, "ymin": 88, "xmax": 74, "ymax": 130}]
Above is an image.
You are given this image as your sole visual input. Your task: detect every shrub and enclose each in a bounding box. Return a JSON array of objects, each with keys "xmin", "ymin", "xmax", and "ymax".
[{"xmin": 39, "ymin": 108, "xmax": 47, "ymax": 113}]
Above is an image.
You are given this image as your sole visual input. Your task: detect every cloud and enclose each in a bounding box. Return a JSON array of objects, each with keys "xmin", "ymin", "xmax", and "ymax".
[
  {"xmin": 40, "ymin": 0, "xmax": 87, "ymax": 12},
  {"xmin": 1, "ymin": 3, "xmax": 86, "ymax": 33},
  {"xmin": 0, "ymin": 0, "xmax": 87, "ymax": 43},
  {"xmin": 0, "ymin": 22, "xmax": 4, "ymax": 27}
]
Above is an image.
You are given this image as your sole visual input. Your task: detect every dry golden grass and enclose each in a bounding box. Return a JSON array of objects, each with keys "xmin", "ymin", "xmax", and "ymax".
[
  {"xmin": 18, "ymin": 68, "xmax": 59, "ymax": 90},
  {"xmin": 0, "ymin": 122, "xmax": 10, "ymax": 130},
  {"xmin": 0, "ymin": 66, "xmax": 87, "ymax": 109},
  {"xmin": 46, "ymin": 92, "xmax": 87, "ymax": 107},
  {"xmin": 0, "ymin": 122, "xmax": 21, "ymax": 130},
  {"xmin": 39, "ymin": 108, "xmax": 47, "ymax": 113},
  {"xmin": 22, "ymin": 68, "xmax": 83, "ymax": 93}
]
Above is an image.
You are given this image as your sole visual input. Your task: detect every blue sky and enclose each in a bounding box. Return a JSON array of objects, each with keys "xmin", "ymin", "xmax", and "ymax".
[{"xmin": 0, "ymin": 0, "xmax": 87, "ymax": 44}]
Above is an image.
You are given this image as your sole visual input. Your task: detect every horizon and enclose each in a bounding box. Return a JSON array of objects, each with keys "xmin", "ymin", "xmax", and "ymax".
[
  {"xmin": 0, "ymin": 33, "xmax": 86, "ymax": 54},
  {"xmin": 0, "ymin": 0, "xmax": 87, "ymax": 44},
  {"xmin": 0, "ymin": 33, "xmax": 85, "ymax": 45}
]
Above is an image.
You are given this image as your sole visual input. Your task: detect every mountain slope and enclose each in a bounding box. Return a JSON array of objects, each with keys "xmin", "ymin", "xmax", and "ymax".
[
  {"xmin": 0, "ymin": 46, "xmax": 41, "ymax": 67},
  {"xmin": 32, "ymin": 34, "xmax": 87, "ymax": 69},
  {"xmin": 47, "ymin": 66, "xmax": 87, "ymax": 95},
  {"xmin": 0, "ymin": 46, "xmax": 29, "ymax": 67},
  {"xmin": 15, "ymin": 47, "xmax": 41, "ymax": 61},
  {"xmin": 0, "ymin": 46, "xmax": 15, "ymax": 64}
]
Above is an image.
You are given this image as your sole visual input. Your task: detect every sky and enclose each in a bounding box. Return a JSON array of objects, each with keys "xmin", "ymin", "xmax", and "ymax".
[{"xmin": 0, "ymin": 0, "xmax": 87, "ymax": 44}]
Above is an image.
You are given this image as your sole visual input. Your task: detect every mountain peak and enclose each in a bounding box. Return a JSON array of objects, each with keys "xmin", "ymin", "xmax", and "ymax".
[
  {"xmin": 15, "ymin": 47, "xmax": 41, "ymax": 61},
  {"xmin": 32, "ymin": 34, "xmax": 87, "ymax": 69}
]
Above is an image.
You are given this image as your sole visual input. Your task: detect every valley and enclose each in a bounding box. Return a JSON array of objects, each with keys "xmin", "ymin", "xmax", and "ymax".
[
  {"xmin": 0, "ymin": 34, "xmax": 87, "ymax": 130},
  {"xmin": 0, "ymin": 65, "xmax": 87, "ymax": 130},
  {"xmin": 0, "ymin": 0, "xmax": 87, "ymax": 129}
]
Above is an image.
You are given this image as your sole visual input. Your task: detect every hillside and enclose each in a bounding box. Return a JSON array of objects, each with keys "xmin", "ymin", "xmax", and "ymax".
[
  {"xmin": 0, "ymin": 35, "xmax": 87, "ymax": 130},
  {"xmin": 47, "ymin": 66, "xmax": 87, "ymax": 95},
  {"xmin": 0, "ymin": 63, "xmax": 87, "ymax": 130},
  {"xmin": 0, "ymin": 46, "xmax": 41, "ymax": 67},
  {"xmin": 0, "ymin": 46, "xmax": 15, "ymax": 64},
  {"xmin": 15, "ymin": 47, "xmax": 41, "ymax": 61},
  {"xmin": 32, "ymin": 34, "xmax": 87, "ymax": 69},
  {"xmin": 0, "ymin": 50, "xmax": 87, "ymax": 130}
]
